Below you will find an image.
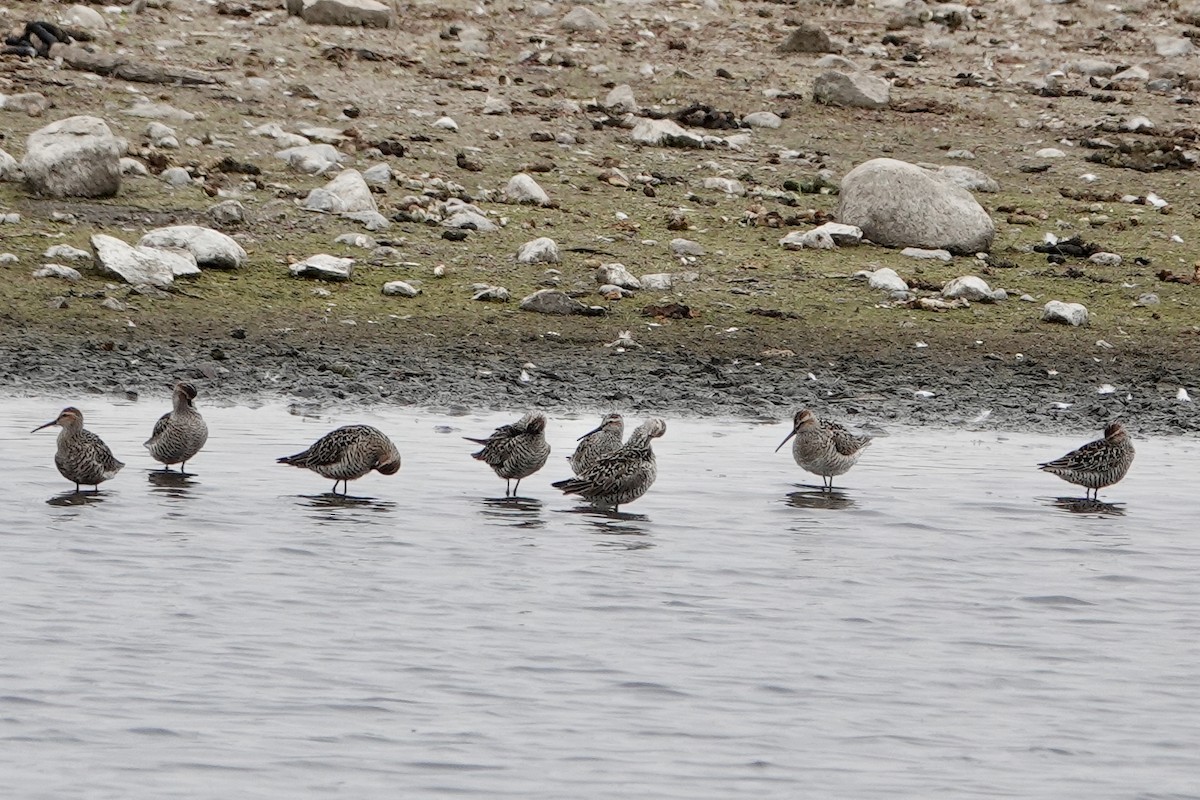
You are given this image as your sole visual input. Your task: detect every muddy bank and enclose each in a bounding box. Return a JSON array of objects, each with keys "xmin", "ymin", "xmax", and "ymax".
[{"xmin": 1, "ymin": 325, "xmax": 1195, "ymax": 436}]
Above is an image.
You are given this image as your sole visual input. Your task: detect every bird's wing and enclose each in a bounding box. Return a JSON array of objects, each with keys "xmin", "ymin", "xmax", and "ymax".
[
  {"xmin": 145, "ymin": 411, "xmax": 171, "ymax": 445},
  {"xmin": 826, "ymin": 422, "xmax": 870, "ymax": 456},
  {"xmin": 1039, "ymin": 437, "xmax": 1104, "ymax": 469}
]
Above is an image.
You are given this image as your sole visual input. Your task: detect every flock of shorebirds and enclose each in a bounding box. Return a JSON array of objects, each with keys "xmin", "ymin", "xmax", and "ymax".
[{"xmin": 30, "ymin": 383, "xmax": 1137, "ymax": 508}]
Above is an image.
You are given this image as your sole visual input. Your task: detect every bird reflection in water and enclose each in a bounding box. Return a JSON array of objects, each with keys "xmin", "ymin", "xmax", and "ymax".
[
  {"xmin": 301, "ymin": 493, "xmax": 397, "ymax": 523},
  {"xmin": 1048, "ymin": 496, "xmax": 1126, "ymax": 517},
  {"xmin": 478, "ymin": 496, "xmax": 545, "ymax": 529},
  {"xmin": 560, "ymin": 505, "xmax": 653, "ymax": 544},
  {"xmin": 148, "ymin": 469, "xmax": 199, "ymax": 501},
  {"xmin": 785, "ymin": 487, "xmax": 857, "ymax": 511},
  {"xmin": 46, "ymin": 489, "xmax": 107, "ymax": 507}
]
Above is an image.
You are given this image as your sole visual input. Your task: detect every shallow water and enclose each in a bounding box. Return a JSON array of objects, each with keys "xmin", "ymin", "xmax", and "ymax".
[{"xmin": 2, "ymin": 398, "xmax": 1198, "ymax": 799}]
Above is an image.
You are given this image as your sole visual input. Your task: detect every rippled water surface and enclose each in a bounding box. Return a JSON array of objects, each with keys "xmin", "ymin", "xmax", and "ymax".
[{"xmin": 2, "ymin": 398, "xmax": 1198, "ymax": 799}]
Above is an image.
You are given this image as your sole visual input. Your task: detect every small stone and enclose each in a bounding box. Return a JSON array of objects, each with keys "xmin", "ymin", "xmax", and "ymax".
[
  {"xmin": 559, "ymin": 6, "xmax": 608, "ymax": 33},
  {"xmin": 289, "ymin": 254, "xmax": 354, "ymax": 282},
  {"xmin": 1042, "ymin": 300, "xmax": 1089, "ymax": 326},
  {"xmin": 381, "ymin": 280, "xmax": 420, "ymax": 297},
  {"xmin": 433, "ymin": 116, "xmax": 459, "ymax": 131},
  {"xmin": 335, "ymin": 233, "xmax": 376, "ymax": 249},
  {"xmin": 1155, "ymin": 36, "xmax": 1194, "ymax": 58},
  {"xmin": 779, "ymin": 229, "xmax": 835, "ymax": 250},
  {"xmin": 33, "ymin": 264, "xmax": 83, "ymax": 281},
  {"xmin": 901, "ymin": 247, "xmax": 953, "ymax": 261},
  {"xmin": 520, "ymin": 288, "xmax": 585, "ymax": 314},
  {"xmin": 1135, "ymin": 293, "xmax": 1160, "ymax": 306},
  {"xmin": 942, "ymin": 275, "xmax": 999, "ymax": 302},
  {"xmin": 160, "ymin": 167, "xmax": 192, "ymax": 187},
  {"xmin": 443, "ymin": 209, "xmax": 497, "ymax": 232},
  {"xmin": 362, "ymin": 163, "xmax": 392, "ymax": 186},
  {"xmin": 0, "ymin": 253, "xmax": 18, "ymax": 265},
  {"xmin": 207, "ymin": 199, "xmax": 247, "ymax": 227},
  {"xmin": 482, "ymin": 97, "xmax": 511, "ymax": 115},
  {"xmin": 1089, "ymin": 252, "xmax": 1122, "ymax": 267},
  {"xmin": 669, "ymin": 238, "xmax": 705, "ymax": 256},
  {"xmin": 605, "ymin": 84, "xmax": 637, "ymax": 113},
  {"xmin": 812, "ymin": 70, "xmax": 890, "ymax": 109},
  {"xmin": 1121, "ymin": 116, "xmax": 1155, "ymax": 132},
  {"xmin": 139, "ymin": 225, "xmax": 247, "ymax": 270},
  {"xmin": 276, "ymin": 143, "xmax": 342, "ymax": 174},
  {"xmin": 100, "ymin": 298, "xmax": 125, "ymax": 311},
  {"xmin": 640, "ymin": 273, "xmax": 672, "ymax": 291},
  {"xmin": 504, "ymin": 173, "xmax": 551, "ymax": 205},
  {"xmin": 43, "ymin": 244, "xmax": 91, "ymax": 261},
  {"xmin": 1035, "ymin": 148, "xmax": 1066, "ymax": 159},
  {"xmin": 703, "ymin": 177, "xmax": 746, "ymax": 195},
  {"xmin": 861, "ymin": 267, "xmax": 908, "ymax": 292},
  {"xmin": 742, "ymin": 111, "xmax": 782, "ymax": 129},
  {"xmin": 516, "ymin": 237, "xmax": 560, "ymax": 264},
  {"xmin": 120, "ymin": 157, "xmax": 149, "ymax": 177},
  {"xmin": 777, "ymin": 23, "xmax": 836, "ymax": 54},
  {"xmin": 472, "ymin": 284, "xmax": 510, "ymax": 302},
  {"xmin": 595, "ymin": 263, "xmax": 641, "ymax": 290},
  {"xmin": 630, "ymin": 119, "xmax": 705, "ymax": 148},
  {"xmin": 145, "ymin": 122, "xmax": 179, "ymax": 149}
]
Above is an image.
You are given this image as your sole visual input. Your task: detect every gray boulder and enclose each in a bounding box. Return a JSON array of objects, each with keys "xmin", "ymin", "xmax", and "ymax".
[
  {"xmin": 504, "ymin": 173, "xmax": 551, "ymax": 206},
  {"xmin": 0, "ymin": 149, "xmax": 20, "ymax": 182},
  {"xmin": 813, "ymin": 71, "xmax": 890, "ymax": 109},
  {"xmin": 289, "ymin": 254, "xmax": 354, "ymax": 281},
  {"xmin": 595, "ymin": 263, "xmax": 641, "ymax": 290},
  {"xmin": 560, "ymin": 6, "xmax": 608, "ymax": 33},
  {"xmin": 443, "ymin": 209, "xmax": 498, "ymax": 232},
  {"xmin": 91, "ymin": 234, "xmax": 199, "ymax": 288},
  {"xmin": 207, "ymin": 199, "xmax": 247, "ymax": 227},
  {"xmin": 520, "ymin": 289, "xmax": 585, "ymax": 314},
  {"xmin": 942, "ymin": 275, "xmax": 1003, "ymax": 302},
  {"xmin": 382, "ymin": 281, "xmax": 421, "ymax": 297},
  {"xmin": 33, "ymin": 264, "xmax": 83, "ymax": 282},
  {"xmin": 139, "ymin": 225, "xmax": 247, "ymax": 270},
  {"xmin": 837, "ymin": 158, "xmax": 995, "ymax": 254},
  {"xmin": 276, "ymin": 143, "xmax": 342, "ymax": 174},
  {"xmin": 22, "ymin": 116, "xmax": 122, "ymax": 198},
  {"xmin": 631, "ymin": 119, "xmax": 705, "ymax": 148}
]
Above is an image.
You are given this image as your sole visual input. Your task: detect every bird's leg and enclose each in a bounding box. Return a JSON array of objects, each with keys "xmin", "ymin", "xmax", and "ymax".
[
  {"xmin": 505, "ymin": 478, "xmax": 511, "ymax": 497},
  {"xmin": 513, "ymin": 478, "xmax": 522, "ymax": 497},
  {"xmin": 74, "ymin": 482, "xmax": 80, "ymax": 493}
]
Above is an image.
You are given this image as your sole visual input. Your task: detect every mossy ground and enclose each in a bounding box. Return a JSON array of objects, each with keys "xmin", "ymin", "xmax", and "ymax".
[{"xmin": 2, "ymin": 0, "xmax": 1200, "ymax": 393}]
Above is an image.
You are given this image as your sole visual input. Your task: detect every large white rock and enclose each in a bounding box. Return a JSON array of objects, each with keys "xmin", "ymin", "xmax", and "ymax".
[
  {"xmin": 605, "ymin": 85, "xmax": 637, "ymax": 113},
  {"xmin": 520, "ymin": 289, "xmax": 585, "ymax": 314},
  {"xmin": 289, "ymin": 254, "xmax": 353, "ymax": 281},
  {"xmin": 595, "ymin": 263, "xmax": 641, "ymax": 290},
  {"xmin": 296, "ymin": 0, "xmax": 394, "ymax": 28},
  {"xmin": 837, "ymin": 157, "xmax": 995, "ymax": 254},
  {"xmin": 303, "ymin": 169, "xmax": 377, "ymax": 214},
  {"xmin": 1042, "ymin": 300, "xmax": 1089, "ymax": 326},
  {"xmin": 139, "ymin": 225, "xmax": 247, "ymax": 270},
  {"xmin": 516, "ymin": 237, "xmax": 560, "ymax": 264},
  {"xmin": 275, "ymin": 143, "xmax": 343, "ymax": 174},
  {"xmin": 22, "ymin": 116, "xmax": 121, "ymax": 198},
  {"xmin": 743, "ymin": 111, "xmax": 782, "ymax": 129},
  {"xmin": 33, "ymin": 264, "xmax": 83, "ymax": 282},
  {"xmin": 504, "ymin": 173, "xmax": 551, "ymax": 206},
  {"xmin": 91, "ymin": 234, "xmax": 199, "ymax": 288},
  {"xmin": 813, "ymin": 71, "xmax": 890, "ymax": 109}
]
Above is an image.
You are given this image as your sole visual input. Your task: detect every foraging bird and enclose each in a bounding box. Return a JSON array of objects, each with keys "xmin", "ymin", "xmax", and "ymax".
[
  {"xmin": 32, "ymin": 407, "xmax": 124, "ymax": 492},
  {"xmin": 277, "ymin": 425, "xmax": 401, "ymax": 495},
  {"xmin": 1039, "ymin": 422, "xmax": 1134, "ymax": 500},
  {"xmin": 465, "ymin": 412, "xmax": 551, "ymax": 497},
  {"xmin": 144, "ymin": 382, "xmax": 208, "ymax": 473},
  {"xmin": 775, "ymin": 409, "xmax": 872, "ymax": 490},
  {"xmin": 567, "ymin": 413, "xmax": 624, "ymax": 476},
  {"xmin": 553, "ymin": 417, "xmax": 666, "ymax": 511}
]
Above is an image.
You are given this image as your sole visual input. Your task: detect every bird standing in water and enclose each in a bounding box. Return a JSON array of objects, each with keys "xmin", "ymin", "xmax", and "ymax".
[
  {"xmin": 775, "ymin": 409, "xmax": 872, "ymax": 490},
  {"xmin": 465, "ymin": 412, "xmax": 551, "ymax": 497},
  {"xmin": 1039, "ymin": 422, "xmax": 1134, "ymax": 500},
  {"xmin": 32, "ymin": 407, "xmax": 124, "ymax": 492},
  {"xmin": 567, "ymin": 413, "xmax": 624, "ymax": 476},
  {"xmin": 144, "ymin": 382, "xmax": 208, "ymax": 473},
  {"xmin": 553, "ymin": 417, "xmax": 666, "ymax": 511},
  {"xmin": 277, "ymin": 425, "xmax": 401, "ymax": 495}
]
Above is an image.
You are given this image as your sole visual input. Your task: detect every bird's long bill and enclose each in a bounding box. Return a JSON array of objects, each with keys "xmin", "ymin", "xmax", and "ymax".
[
  {"xmin": 576, "ymin": 424, "xmax": 604, "ymax": 442},
  {"xmin": 31, "ymin": 420, "xmax": 57, "ymax": 433},
  {"xmin": 774, "ymin": 430, "xmax": 796, "ymax": 453}
]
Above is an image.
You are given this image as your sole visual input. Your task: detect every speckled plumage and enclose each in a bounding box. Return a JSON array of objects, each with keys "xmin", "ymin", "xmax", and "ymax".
[
  {"xmin": 1039, "ymin": 422, "xmax": 1134, "ymax": 499},
  {"xmin": 277, "ymin": 424, "xmax": 401, "ymax": 494},
  {"xmin": 567, "ymin": 413, "xmax": 624, "ymax": 476},
  {"xmin": 465, "ymin": 412, "xmax": 551, "ymax": 496},
  {"xmin": 33, "ymin": 407, "xmax": 124, "ymax": 492},
  {"xmin": 775, "ymin": 409, "xmax": 871, "ymax": 490},
  {"xmin": 144, "ymin": 382, "xmax": 208, "ymax": 472},
  {"xmin": 553, "ymin": 418, "xmax": 665, "ymax": 510}
]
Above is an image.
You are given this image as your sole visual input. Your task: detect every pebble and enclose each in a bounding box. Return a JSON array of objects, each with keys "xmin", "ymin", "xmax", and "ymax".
[
  {"xmin": 1088, "ymin": 252, "xmax": 1122, "ymax": 267},
  {"xmin": 44, "ymin": 244, "xmax": 91, "ymax": 261},
  {"xmin": 901, "ymin": 247, "xmax": 953, "ymax": 262},
  {"xmin": 381, "ymin": 281, "xmax": 421, "ymax": 297},
  {"xmin": 1034, "ymin": 148, "xmax": 1066, "ymax": 158},
  {"xmin": 33, "ymin": 264, "xmax": 82, "ymax": 281},
  {"xmin": 433, "ymin": 116, "xmax": 459, "ymax": 131},
  {"xmin": 160, "ymin": 167, "xmax": 192, "ymax": 187}
]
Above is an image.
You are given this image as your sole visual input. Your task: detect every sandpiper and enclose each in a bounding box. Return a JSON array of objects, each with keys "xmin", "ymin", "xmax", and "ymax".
[
  {"xmin": 465, "ymin": 412, "xmax": 551, "ymax": 497},
  {"xmin": 32, "ymin": 407, "xmax": 124, "ymax": 492},
  {"xmin": 567, "ymin": 413, "xmax": 624, "ymax": 476},
  {"xmin": 277, "ymin": 425, "xmax": 401, "ymax": 495},
  {"xmin": 553, "ymin": 418, "xmax": 665, "ymax": 511},
  {"xmin": 775, "ymin": 409, "xmax": 872, "ymax": 490},
  {"xmin": 1039, "ymin": 422, "xmax": 1134, "ymax": 499},
  {"xmin": 144, "ymin": 382, "xmax": 208, "ymax": 473}
]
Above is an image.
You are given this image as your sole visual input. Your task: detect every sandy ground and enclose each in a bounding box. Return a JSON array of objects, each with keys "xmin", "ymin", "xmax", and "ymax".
[{"xmin": 1, "ymin": 0, "xmax": 1200, "ymax": 434}]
